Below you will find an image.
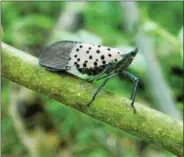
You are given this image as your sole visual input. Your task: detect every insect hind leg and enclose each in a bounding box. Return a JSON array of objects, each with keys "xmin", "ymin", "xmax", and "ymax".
[{"xmin": 87, "ymin": 73, "xmax": 117, "ymax": 107}]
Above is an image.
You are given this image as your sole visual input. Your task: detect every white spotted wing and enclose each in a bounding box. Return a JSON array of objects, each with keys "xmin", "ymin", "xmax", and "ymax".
[
  {"xmin": 39, "ymin": 41, "xmax": 127, "ymax": 79},
  {"xmin": 67, "ymin": 43, "xmax": 126, "ymax": 69}
]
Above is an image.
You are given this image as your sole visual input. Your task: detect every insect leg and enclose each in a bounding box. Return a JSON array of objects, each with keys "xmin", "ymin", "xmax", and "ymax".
[
  {"xmin": 121, "ymin": 71, "xmax": 139, "ymax": 113},
  {"xmin": 88, "ymin": 71, "xmax": 106, "ymax": 82},
  {"xmin": 87, "ymin": 73, "xmax": 117, "ymax": 107},
  {"xmin": 88, "ymin": 64, "xmax": 114, "ymax": 82},
  {"xmin": 96, "ymin": 72, "xmax": 116, "ymax": 81}
]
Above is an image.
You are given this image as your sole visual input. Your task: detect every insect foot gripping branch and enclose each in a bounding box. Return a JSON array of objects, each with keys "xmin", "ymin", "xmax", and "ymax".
[{"xmin": 39, "ymin": 41, "xmax": 139, "ymax": 113}]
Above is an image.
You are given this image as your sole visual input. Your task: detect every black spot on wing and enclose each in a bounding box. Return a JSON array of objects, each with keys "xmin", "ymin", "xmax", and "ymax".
[
  {"xmin": 101, "ymin": 55, "xmax": 105, "ymax": 60},
  {"xmin": 94, "ymin": 62, "xmax": 98, "ymax": 66},
  {"xmin": 39, "ymin": 41, "xmax": 79, "ymax": 70},
  {"xmin": 102, "ymin": 61, "xmax": 106, "ymax": 64},
  {"xmin": 96, "ymin": 50, "xmax": 100, "ymax": 53},
  {"xmin": 83, "ymin": 63, "xmax": 87, "ymax": 67}
]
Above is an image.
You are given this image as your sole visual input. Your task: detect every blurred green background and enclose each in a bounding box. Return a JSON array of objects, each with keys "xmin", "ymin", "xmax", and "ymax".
[{"xmin": 1, "ymin": 2, "xmax": 183, "ymax": 157}]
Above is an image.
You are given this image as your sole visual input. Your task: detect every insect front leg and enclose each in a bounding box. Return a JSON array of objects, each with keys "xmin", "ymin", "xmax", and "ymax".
[
  {"xmin": 87, "ymin": 73, "xmax": 117, "ymax": 107},
  {"xmin": 121, "ymin": 71, "xmax": 139, "ymax": 113}
]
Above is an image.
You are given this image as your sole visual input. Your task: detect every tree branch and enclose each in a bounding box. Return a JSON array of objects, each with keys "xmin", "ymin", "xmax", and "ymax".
[{"xmin": 1, "ymin": 42, "xmax": 183, "ymax": 157}]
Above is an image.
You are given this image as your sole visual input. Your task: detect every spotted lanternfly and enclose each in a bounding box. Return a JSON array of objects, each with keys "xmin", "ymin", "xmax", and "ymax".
[{"xmin": 39, "ymin": 40, "xmax": 139, "ymax": 113}]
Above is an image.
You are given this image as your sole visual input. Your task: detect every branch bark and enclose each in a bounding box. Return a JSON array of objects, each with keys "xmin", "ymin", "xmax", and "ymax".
[{"xmin": 1, "ymin": 42, "xmax": 183, "ymax": 157}]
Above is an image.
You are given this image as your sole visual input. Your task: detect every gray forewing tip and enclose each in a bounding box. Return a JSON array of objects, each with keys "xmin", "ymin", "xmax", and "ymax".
[{"xmin": 39, "ymin": 40, "xmax": 80, "ymax": 70}]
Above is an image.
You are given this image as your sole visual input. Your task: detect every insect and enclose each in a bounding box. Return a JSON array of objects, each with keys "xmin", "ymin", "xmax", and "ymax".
[{"xmin": 39, "ymin": 40, "xmax": 139, "ymax": 113}]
